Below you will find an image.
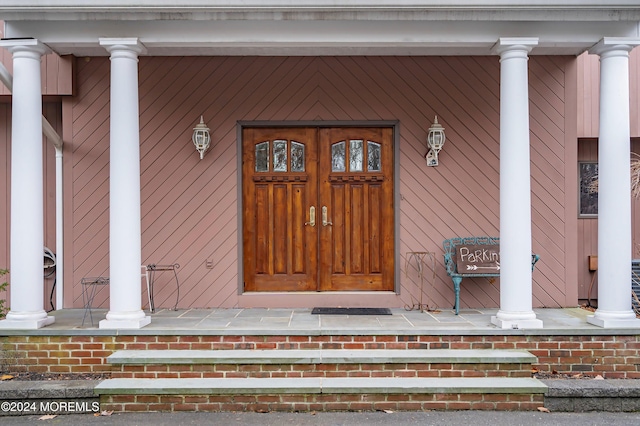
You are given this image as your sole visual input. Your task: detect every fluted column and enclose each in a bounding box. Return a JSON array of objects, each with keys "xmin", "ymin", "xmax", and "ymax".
[
  {"xmin": 0, "ymin": 39, "xmax": 54, "ymax": 329},
  {"xmin": 587, "ymin": 38, "xmax": 640, "ymax": 328},
  {"xmin": 99, "ymin": 38, "xmax": 150, "ymax": 329},
  {"xmin": 491, "ymin": 38, "xmax": 543, "ymax": 330}
]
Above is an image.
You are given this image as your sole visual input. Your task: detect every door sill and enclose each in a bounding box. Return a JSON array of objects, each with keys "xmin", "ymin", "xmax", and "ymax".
[{"xmin": 239, "ymin": 291, "xmax": 401, "ymax": 309}]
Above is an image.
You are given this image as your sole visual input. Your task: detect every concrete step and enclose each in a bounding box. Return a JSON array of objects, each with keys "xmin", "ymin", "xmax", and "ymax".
[
  {"xmin": 0, "ymin": 380, "xmax": 101, "ymax": 416},
  {"xmin": 107, "ymin": 349, "xmax": 537, "ymax": 365},
  {"xmin": 542, "ymin": 379, "xmax": 640, "ymax": 412}
]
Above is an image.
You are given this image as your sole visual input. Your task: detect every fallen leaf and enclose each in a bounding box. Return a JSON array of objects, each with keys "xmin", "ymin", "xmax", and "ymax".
[
  {"xmin": 0, "ymin": 374, "xmax": 13, "ymax": 381},
  {"xmin": 97, "ymin": 410, "xmax": 113, "ymax": 416},
  {"xmin": 38, "ymin": 414, "xmax": 57, "ymax": 420},
  {"xmin": 531, "ymin": 368, "xmax": 539, "ymax": 374},
  {"xmin": 572, "ymin": 373, "xmax": 583, "ymax": 379},
  {"xmin": 537, "ymin": 407, "xmax": 550, "ymax": 413},
  {"xmin": 594, "ymin": 375, "xmax": 604, "ymax": 380},
  {"xmin": 551, "ymin": 370, "xmax": 558, "ymax": 375},
  {"xmin": 382, "ymin": 409, "xmax": 394, "ymax": 414}
]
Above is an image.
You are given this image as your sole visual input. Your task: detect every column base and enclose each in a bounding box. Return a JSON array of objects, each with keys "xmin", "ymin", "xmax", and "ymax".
[
  {"xmin": 0, "ymin": 315, "xmax": 55, "ymax": 329},
  {"xmin": 99, "ymin": 315, "xmax": 151, "ymax": 329},
  {"xmin": 587, "ymin": 315, "xmax": 640, "ymax": 328},
  {"xmin": 491, "ymin": 315, "xmax": 543, "ymax": 330}
]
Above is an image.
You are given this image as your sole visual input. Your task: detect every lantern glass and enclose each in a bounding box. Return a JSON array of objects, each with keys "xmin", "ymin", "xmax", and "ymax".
[{"xmin": 428, "ymin": 131, "xmax": 444, "ymax": 150}]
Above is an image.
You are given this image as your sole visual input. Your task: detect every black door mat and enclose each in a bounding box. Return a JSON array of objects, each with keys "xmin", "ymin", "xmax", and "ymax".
[{"xmin": 311, "ymin": 307, "xmax": 392, "ymax": 315}]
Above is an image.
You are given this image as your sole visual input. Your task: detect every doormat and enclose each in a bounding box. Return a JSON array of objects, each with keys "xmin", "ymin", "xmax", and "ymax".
[{"xmin": 311, "ymin": 307, "xmax": 392, "ymax": 315}]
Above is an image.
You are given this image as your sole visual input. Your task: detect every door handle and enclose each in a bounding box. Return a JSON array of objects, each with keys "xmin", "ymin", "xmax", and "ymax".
[
  {"xmin": 305, "ymin": 206, "xmax": 316, "ymax": 227},
  {"xmin": 322, "ymin": 206, "xmax": 333, "ymax": 226}
]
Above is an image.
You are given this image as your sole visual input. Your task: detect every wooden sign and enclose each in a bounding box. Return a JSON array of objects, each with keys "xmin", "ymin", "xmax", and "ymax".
[{"xmin": 456, "ymin": 244, "xmax": 500, "ymax": 274}]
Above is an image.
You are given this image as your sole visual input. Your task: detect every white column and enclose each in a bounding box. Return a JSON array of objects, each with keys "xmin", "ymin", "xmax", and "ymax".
[
  {"xmin": 491, "ymin": 38, "xmax": 543, "ymax": 330},
  {"xmin": 99, "ymin": 38, "xmax": 150, "ymax": 329},
  {"xmin": 0, "ymin": 39, "xmax": 54, "ymax": 329},
  {"xmin": 588, "ymin": 38, "xmax": 640, "ymax": 328}
]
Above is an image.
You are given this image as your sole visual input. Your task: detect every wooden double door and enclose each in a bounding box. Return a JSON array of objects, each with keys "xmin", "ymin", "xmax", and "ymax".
[{"xmin": 242, "ymin": 127, "xmax": 394, "ymax": 292}]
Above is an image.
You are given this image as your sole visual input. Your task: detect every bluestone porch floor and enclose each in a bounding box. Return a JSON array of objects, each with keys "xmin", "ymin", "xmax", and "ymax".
[{"xmin": 8, "ymin": 307, "xmax": 637, "ymax": 335}]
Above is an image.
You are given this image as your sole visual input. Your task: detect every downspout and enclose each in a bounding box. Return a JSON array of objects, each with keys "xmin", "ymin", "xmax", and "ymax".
[{"xmin": 0, "ymin": 61, "xmax": 65, "ymax": 309}]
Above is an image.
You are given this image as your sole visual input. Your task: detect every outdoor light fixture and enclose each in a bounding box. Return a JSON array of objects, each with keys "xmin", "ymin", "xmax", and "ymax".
[
  {"xmin": 192, "ymin": 116, "xmax": 211, "ymax": 160},
  {"xmin": 425, "ymin": 115, "xmax": 446, "ymax": 167}
]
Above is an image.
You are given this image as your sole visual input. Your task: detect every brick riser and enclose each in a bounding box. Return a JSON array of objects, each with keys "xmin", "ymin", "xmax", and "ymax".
[
  {"xmin": 100, "ymin": 393, "xmax": 545, "ymax": 412},
  {"xmin": 112, "ymin": 363, "xmax": 532, "ymax": 379},
  {"xmin": 2, "ymin": 334, "xmax": 640, "ymax": 378}
]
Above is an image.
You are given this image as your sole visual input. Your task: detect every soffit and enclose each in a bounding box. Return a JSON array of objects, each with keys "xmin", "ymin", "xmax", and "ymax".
[{"xmin": 2, "ymin": 2, "xmax": 639, "ymax": 56}]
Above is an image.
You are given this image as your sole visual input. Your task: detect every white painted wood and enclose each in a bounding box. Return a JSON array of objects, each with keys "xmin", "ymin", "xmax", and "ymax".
[
  {"xmin": 588, "ymin": 38, "xmax": 640, "ymax": 328},
  {"xmin": 491, "ymin": 38, "xmax": 543, "ymax": 329},
  {"xmin": 0, "ymin": 39, "xmax": 54, "ymax": 329},
  {"xmin": 99, "ymin": 38, "xmax": 150, "ymax": 329}
]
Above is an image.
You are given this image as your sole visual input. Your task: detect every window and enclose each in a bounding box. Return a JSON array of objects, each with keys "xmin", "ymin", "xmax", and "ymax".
[
  {"xmin": 579, "ymin": 162, "xmax": 598, "ymax": 217},
  {"xmin": 331, "ymin": 140, "xmax": 382, "ymax": 173},
  {"xmin": 255, "ymin": 140, "xmax": 305, "ymax": 172}
]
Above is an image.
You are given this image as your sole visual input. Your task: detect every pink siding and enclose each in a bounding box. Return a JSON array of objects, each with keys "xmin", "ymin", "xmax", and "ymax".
[
  {"xmin": 66, "ymin": 56, "xmax": 576, "ymax": 310},
  {"xmin": 578, "ymin": 49, "xmax": 640, "ymax": 138},
  {"xmin": 577, "ymin": 138, "xmax": 640, "ymax": 304},
  {"xmin": 0, "ymin": 22, "xmax": 75, "ymax": 97},
  {"xmin": 576, "ymin": 46, "xmax": 640, "ymax": 304},
  {"xmin": 0, "ymin": 104, "xmax": 9, "ymax": 308},
  {"xmin": 0, "ymin": 102, "xmax": 61, "ymax": 310}
]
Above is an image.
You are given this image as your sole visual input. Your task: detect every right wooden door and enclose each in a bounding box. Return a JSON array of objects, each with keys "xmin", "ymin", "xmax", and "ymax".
[{"xmin": 318, "ymin": 127, "xmax": 395, "ymax": 291}]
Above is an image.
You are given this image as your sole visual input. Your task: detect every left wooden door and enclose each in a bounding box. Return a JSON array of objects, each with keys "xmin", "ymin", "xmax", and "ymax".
[{"xmin": 242, "ymin": 128, "xmax": 319, "ymax": 291}]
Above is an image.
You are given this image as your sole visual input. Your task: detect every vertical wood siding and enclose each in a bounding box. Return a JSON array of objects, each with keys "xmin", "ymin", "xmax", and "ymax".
[
  {"xmin": 576, "ymin": 46, "xmax": 640, "ymax": 305},
  {"xmin": 0, "ymin": 104, "xmax": 9, "ymax": 307},
  {"xmin": 578, "ymin": 49, "xmax": 640, "ymax": 138},
  {"xmin": 0, "ymin": 22, "xmax": 74, "ymax": 97},
  {"xmin": 67, "ymin": 56, "xmax": 573, "ymax": 310},
  {"xmin": 577, "ymin": 139, "xmax": 598, "ymax": 303},
  {"xmin": 577, "ymin": 138, "xmax": 640, "ymax": 304},
  {"xmin": 0, "ymin": 102, "xmax": 61, "ymax": 310}
]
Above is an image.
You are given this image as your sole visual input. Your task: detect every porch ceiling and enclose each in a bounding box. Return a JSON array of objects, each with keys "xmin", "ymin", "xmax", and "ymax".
[{"xmin": 2, "ymin": 2, "xmax": 639, "ymax": 57}]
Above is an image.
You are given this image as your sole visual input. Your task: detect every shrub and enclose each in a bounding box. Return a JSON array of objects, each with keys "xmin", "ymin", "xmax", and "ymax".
[{"xmin": 0, "ymin": 269, "xmax": 8, "ymax": 319}]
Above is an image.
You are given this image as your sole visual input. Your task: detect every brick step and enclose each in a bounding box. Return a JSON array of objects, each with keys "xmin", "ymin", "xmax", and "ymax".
[
  {"xmin": 95, "ymin": 377, "xmax": 547, "ymax": 412},
  {"xmin": 107, "ymin": 349, "xmax": 536, "ymax": 379}
]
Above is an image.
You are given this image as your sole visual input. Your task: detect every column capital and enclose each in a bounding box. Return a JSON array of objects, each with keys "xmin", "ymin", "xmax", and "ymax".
[
  {"xmin": 99, "ymin": 38, "xmax": 147, "ymax": 56},
  {"xmin": 589, "ymin": 37, "xmax": 640, "ymax": 56},
  {"xmin": 0, "ymin": 38, "xmax": 50, "ymax": 56},
  {"xmin": 492, "ymin": 37, "xmax": 539, "ymax": 56}
]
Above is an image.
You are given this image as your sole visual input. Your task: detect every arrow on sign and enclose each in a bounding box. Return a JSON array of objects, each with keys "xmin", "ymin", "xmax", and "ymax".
[{"xmin": 466, "ymin": 263, "xmax": 500, "ymax": 271}]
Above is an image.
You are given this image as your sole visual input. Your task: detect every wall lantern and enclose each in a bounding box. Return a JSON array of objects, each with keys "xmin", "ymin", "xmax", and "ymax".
[
  {"xmin": 192, "ymin": 116, "xmax": 211, "ymax": 160},
  {"xmin": 425, "ymin": 115, "xmax": 446, "ymax": 167}
]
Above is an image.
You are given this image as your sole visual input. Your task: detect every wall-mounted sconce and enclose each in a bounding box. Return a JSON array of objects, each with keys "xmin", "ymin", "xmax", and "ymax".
[
  {"xmin": 425, "ymin": 115, "xmax": 446, "ymax": 167},
  {"xmin": 192, "ymin": 116, "xmax": 211, "ymax": 160}
]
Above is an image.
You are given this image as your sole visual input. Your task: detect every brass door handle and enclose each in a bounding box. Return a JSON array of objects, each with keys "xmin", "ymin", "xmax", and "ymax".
[
  {"xmin": 322, "ymin": 206, "xmax": 333, "ymax": 226},
  {"xmin": 305, "ymin": 206, "xmax": 316, "ymax": 227}
]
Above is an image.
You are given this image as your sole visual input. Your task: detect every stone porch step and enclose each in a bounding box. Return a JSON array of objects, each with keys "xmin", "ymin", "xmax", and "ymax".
[
  {"xmin": 107, "ymin": 349, "xmax": 537, "ymax": 365},
  {"xmin": 95, "ymin": 377, "xmax": 547, "ymax": 411},
  {"xmin": 95, "ymin": 377, "xmax": 547, "ymax": 395}
]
